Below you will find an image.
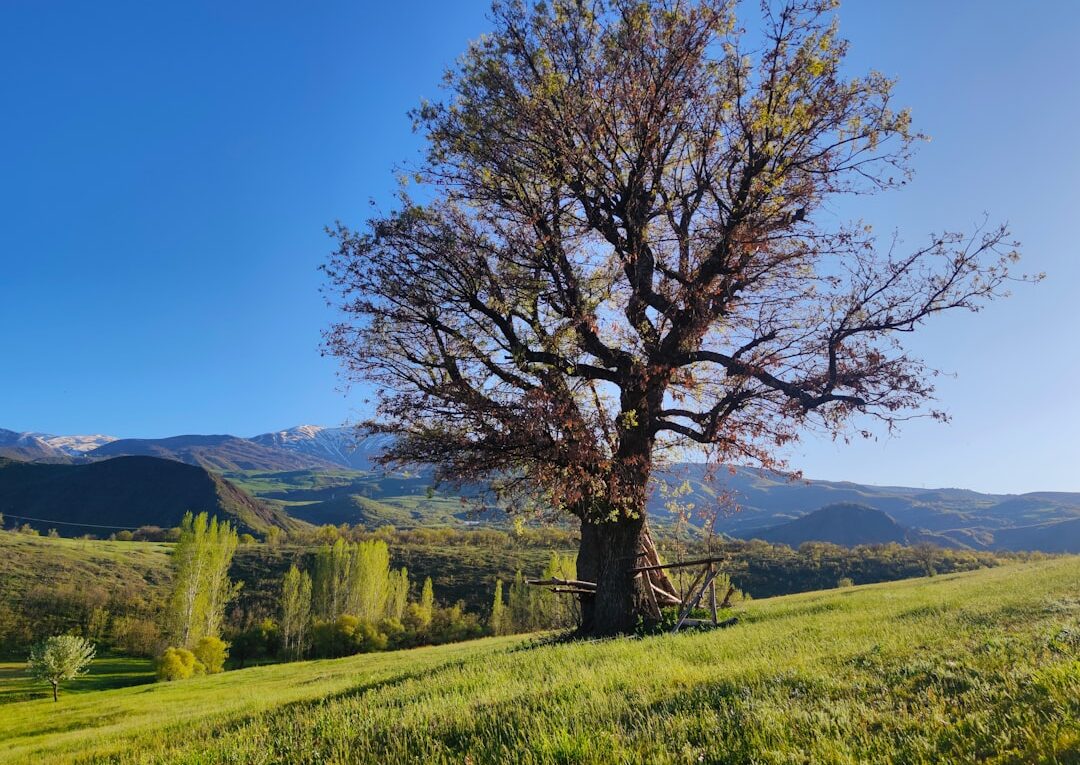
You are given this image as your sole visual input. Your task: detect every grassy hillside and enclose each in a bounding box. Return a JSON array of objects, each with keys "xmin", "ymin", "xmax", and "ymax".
[
  {"xmin": 0, "ymin": 456, "xmax": 299, "ymax": 537},
  {"xmin": 2, "ymin": 558, "xmax": 1077, "ymax": 764},
  {"xmin": 0, "ymin": 535, "xmax": 170, "ymax": 602},
  {"xmin": 0, "ymin": 530, "xmax": 1016, "ymax": 642}
]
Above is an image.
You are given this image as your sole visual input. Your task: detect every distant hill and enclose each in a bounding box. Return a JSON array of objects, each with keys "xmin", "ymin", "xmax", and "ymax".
[
  {"xmin": 992, "ymin": 516, "xmax": 1080, "ymax": 553},
  {"xmin": 0, "ymin": 456, "xmax": 298, "ymax": 536},
  {"xmin": 88, "ymin": 435, "xmax": 339, "ymax": 472},
  {"xmin": 749, "ymin": 503, "xmax": 956, "ymax": 548},
  {"xmin": 655, "ymin": 464, "xmax": 1080, "ymax": 547}
]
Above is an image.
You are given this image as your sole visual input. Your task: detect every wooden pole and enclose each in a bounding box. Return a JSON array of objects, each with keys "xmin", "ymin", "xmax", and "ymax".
[
  {"xmin": 709, "ymin": 563, "xmax": 718, "ymax": 626},
  {"xmin": 674, "ymin": 567, "xmax": 723, "ymax": 633}
]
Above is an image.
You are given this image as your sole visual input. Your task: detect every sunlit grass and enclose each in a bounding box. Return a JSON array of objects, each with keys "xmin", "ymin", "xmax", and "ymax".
[{"xmin": 2, "ymin": 558, "xmax": 1078, "ymax": 764}]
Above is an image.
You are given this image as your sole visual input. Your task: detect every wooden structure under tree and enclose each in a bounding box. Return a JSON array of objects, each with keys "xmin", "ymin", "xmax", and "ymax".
[{"xmin": 528, "ymin": 554, "xmax": 739, "ymax": 633}]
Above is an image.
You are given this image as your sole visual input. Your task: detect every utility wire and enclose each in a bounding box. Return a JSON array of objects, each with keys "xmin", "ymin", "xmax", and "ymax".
[{"xmin": 0, "ymin": 513, "xmax": 142, "ymax": 530}]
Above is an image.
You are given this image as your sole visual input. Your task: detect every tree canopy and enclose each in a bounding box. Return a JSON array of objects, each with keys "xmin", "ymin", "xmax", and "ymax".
[{"xmin": 324, "ymin": 0, "xmax": 1030, "ymax": 634}]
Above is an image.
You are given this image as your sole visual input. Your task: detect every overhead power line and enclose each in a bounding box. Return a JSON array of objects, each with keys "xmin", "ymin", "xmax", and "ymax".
[{"xmin": 0, "ymin": 513, "xmax": 142, "ymax": 530}]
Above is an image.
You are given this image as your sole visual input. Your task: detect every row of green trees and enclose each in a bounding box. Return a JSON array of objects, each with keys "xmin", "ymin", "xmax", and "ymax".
[
  {"xmin": 157, "ymin": 512, "xmax": 240, "ymax": 680},
  {"xmin": 273, "ymin": 539, "xmax": 471, "ymax": 660},
  {"xmin": 489, "ymin": 553, "xmax": 579, "ymax": 636}
]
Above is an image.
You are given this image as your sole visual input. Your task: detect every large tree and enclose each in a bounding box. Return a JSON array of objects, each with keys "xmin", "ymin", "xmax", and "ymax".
[{"xmin": 324, "ymin": 0, "xmax": 1028, "ymax": 635}]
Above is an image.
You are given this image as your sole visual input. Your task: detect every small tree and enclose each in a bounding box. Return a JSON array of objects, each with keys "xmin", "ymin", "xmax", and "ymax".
[
  {"xmin": 27, "ymin": 635, "xmax": 96, "ymax": 701},
  {"xmin": 489, "ymin": 580, "xmax": 509, "ymax": 636}
]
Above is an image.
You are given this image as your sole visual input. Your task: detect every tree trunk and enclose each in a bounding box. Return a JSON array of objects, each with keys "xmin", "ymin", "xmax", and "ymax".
[
  {"xmin": 52, "ymin": 682, "xmax": 58, "ymax": 702},
  {"xmin": 577, "ymin": 512, "xmax": 679, "ymax": 636}
]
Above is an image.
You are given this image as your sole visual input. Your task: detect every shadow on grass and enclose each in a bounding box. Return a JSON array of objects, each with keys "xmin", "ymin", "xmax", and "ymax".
[{"xmin": 0, "ymin": 656, "xmax": 154, "ymax": 705}]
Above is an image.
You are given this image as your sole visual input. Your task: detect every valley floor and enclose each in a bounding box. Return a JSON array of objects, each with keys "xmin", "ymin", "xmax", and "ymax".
[{"xmin": 2, "ymin": 558, "xmax": 1078, "ymax": 764}]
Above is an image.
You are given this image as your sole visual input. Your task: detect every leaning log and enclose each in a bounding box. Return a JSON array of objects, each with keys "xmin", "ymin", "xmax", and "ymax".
[
  {"xmin": 650, "ymin": 583, "xmax": 683, "ymax": 606},
  {"xmin": 630, "ymin": 555, "xmax": 728, "ymax": 574}
]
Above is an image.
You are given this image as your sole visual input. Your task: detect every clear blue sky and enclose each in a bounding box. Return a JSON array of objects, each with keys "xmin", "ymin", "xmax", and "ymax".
[{"xmin": 1, "ymin": 2, "xmax": 1076, "ymax": 493}]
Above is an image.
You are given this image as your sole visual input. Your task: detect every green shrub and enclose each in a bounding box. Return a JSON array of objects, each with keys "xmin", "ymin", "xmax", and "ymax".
[
  {"xmin": 310, "ymin": 616, "xmax": 389, "ymax": 658},
  {"xmin": 838, "ymin": 577, "xmax": 855, "ymax": 588},
  {"xmin": 156, "ymin": 647, "xmax": 204, "ymax": 681},
  {"xmin": 230, "ymin": 619, "xmax": 280, "ymax": 668},
  {"xmin": 193, "ymin": 636, "xmax": 229, "ymax": 674},
  {"xmin": 310, "ymin": 616, "xmax": 358, "ymax": 658},
  {"xmin": 427, "ymin": 604, "xmax": 484, "ymax": 645}
]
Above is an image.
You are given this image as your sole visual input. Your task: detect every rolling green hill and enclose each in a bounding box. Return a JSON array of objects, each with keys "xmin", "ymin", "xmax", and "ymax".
[
  {"xmin": 0, "ymin": 456, "xmax": 299, "ymax": 537},
  {"xmin": 1, "ymin": 558, "xmax": 1077, "ymax": 764}
]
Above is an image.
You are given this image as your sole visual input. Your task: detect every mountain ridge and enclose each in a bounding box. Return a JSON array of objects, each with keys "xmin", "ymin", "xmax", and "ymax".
[{"xmin": 5, "ymin": 424, "xmax": 1080, "ymax": 551}]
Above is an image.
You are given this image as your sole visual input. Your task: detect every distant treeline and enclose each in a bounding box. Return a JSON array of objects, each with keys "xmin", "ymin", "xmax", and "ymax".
[{"xmin": 675, "ymin": 539, "xmax": 1048, "ymax": 599}]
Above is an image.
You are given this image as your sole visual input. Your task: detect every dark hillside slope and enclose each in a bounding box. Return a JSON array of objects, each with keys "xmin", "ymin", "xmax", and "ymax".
[
  {"xmin": 751, "ymin": 503, "xmax": 954, "ymax": 548},
  {"xmin": 993, "ymin": 516, "xmax": 1080, "ymax": 553},
  {"xmin": 89, "ymin": 435, "xmax": 338, "ymax": 472},
  {"xmin": 0, "ymin": 456, "xmax": 297, "ymax": 536}
]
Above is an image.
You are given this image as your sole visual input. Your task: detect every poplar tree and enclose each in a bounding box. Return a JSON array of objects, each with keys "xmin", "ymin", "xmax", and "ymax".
[
  {"xmin": 348, "ymin": 540, "xmax": 392, "ymax": 622},
  {"xmin": 507, "ymin": 571, "xmax": 533, "ymax": 633},
  {"xmin": 489, "ymin": 580, "xmax": 509, "ymax": 636},
  {"xmin": 280, "ymin": 565, "xmax": 313, "ymax": 659},
  {"xmin": 385, "ymin": 567, "xmax": 410, "ymax": 622},
  {"xmin": 419, "ymin": 577, "xmax": 435, "ymax": 626},
  {"xmin": 167, "ymin": 512, "xmax": 240, "ymax": 647},
  {"xmin": 313, "ymin": 538, "xmax": 353, "ymax": 620},
  {"xmin": 202, "ymin": 516, "xmax": 241, "ymax": 640}
]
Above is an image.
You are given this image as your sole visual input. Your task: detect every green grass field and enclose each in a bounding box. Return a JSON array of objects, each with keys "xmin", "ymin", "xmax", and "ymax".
[
  {"xmin": 0, "ymin": 658, "xmax": 154, "ymax": 705},
  {"xmin": 2, "ymin": 557, "xmax": 1077, "ymax": 764}
]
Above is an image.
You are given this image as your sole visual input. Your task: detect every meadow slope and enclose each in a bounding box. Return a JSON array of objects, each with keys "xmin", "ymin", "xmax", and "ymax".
[{"xmin": 2, "ymin": 558, "xmax": 1078, "ymax": 764}]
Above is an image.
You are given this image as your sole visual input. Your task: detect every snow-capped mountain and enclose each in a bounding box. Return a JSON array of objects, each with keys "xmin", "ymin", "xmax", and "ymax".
[
  {"xmin": 0, "ymin": 429, "xmax": 118, "ymax": 460},
  {"xmin": 0, "ymin": 428, "xmax": 67, "ymax": 461},
  {"xmin": 34, "ymin": 433, "xmax": 117, "ymax": 455},
  {"xmin": 250, "ymin": 425, "xmax": 394, "ymax": 470},
  {"xmin": 1, "ymin": 424, "xmax": 391, "ymax": 471}
]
